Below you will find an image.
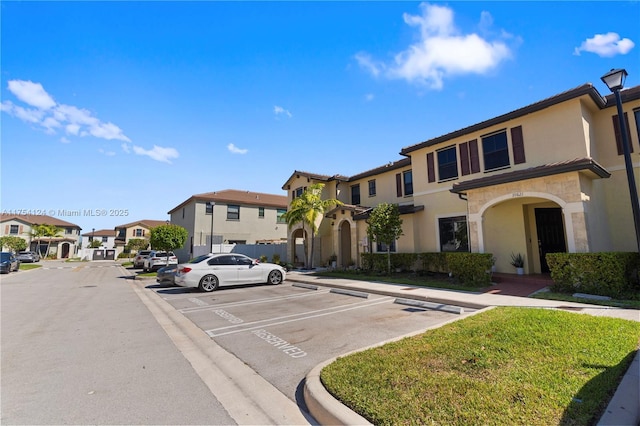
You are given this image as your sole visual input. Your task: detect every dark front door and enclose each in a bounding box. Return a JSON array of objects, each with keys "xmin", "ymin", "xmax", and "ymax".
[{"xmin": 535, "ymin": 208, "xmax": 567, "ymax": 273}]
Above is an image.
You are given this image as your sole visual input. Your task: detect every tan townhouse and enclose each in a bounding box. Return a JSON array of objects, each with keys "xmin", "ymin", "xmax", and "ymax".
[
  {"xmin": 0, "ymin": 214, "xmax": 81, "ymax": 259},
  {"xmin": 168, "ymin": 189, "xmax": 289, "ymax": 262},
  {"xmin": 282, "ymin": 83, "xmax": 640, "ymax": 274},
  {"xmin": 114, "ymin": 219, "xmax": 167, "ymax": 252}
]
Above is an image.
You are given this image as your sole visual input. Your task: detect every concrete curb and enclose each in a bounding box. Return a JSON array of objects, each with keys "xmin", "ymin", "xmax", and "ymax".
[{"xmin": 289, "ymin": 274, "xmax": 639, "ymax": 426}]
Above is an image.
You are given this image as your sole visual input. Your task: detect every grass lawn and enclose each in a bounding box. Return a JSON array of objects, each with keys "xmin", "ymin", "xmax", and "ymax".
[
  {"xmin": 19, "ymin": 263, "xmax": 42, "ymax": 271},
  {"xmin": 321, "ymin": 307, "xmax": 640, "ymax": 425},
  {"xmin": 532, "ymin": 291, "xmax": 640, "ymax": 310},
  {"xmin": 314, "ymin": 270, "xmax": 484, "ymax": 292}
]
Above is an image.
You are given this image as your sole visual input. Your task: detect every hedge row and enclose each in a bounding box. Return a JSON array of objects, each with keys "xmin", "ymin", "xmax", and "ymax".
[
  {"xmin": 546, "ymin": 252, "xmax": 640, "ymax": 298},
  {"xmin": 361, "ymin": 252, "xmax": 493, "ymax": 287}
]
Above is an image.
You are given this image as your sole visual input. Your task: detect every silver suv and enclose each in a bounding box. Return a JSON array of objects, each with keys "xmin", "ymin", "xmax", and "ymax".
[{"xmin": 133, "ymin": 250, "xmax": 152, "ymax": 268}]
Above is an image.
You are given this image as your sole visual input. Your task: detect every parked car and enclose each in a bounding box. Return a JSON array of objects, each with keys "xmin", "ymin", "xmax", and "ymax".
[
  {"xmin": 156, "ymin": 264, "xmax": 178, "ymax": 285},
  {"xmin": 0, "ymin": 252, "xmax": 20, "ymax": 274},
  {"xmin": 133, "ymin": 250, "xmax": 152, "ymax": 268},
  {"xmin": 143, "ymin": 250, "xmax": 178, "ymax": 272},
  {"xmin": 175, "ymin": 253, "xmax": 286, "ymax": 292},
  {"xmin": 17, "ymin": 251, "xmax": 40, "ymax": 263}
]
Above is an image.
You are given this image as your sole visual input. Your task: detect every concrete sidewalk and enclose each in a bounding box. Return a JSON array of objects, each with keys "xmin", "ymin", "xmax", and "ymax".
[{"xmin": 286, "ymin": 272, "xmax": 639, "ymax": 426}]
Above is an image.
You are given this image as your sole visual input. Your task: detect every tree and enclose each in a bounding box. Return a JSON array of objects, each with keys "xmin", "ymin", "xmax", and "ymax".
[
  {"xmin": 126, "ymin": 238, "xmax": 149, "ymax": 253},
  {"xmin": 149, "ymin": 224, "xmax": 188, "ymax": 266},
  {"xmin": 0, "ymin": 236, "xmax": 27, "ymax": 253},
  {"xmin": 282, "ymin": 183, "xmax": 342, "ymax": 269},
  {"xmin": 89, "ymin": 240, "xmax": 103, "ymax": 248},
  {"xmin": 30, "ymin": 224, "xmax": 63, "ymax": 259},
  {"xmin": 366, "ymin": 203, "xmax": 403, "ymax": 274}
]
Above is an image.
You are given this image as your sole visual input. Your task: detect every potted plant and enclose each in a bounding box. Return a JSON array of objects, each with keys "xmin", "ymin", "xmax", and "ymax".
[{"xmin": 510, "ymin": 252, "xmax": 525, "ymax": 275}]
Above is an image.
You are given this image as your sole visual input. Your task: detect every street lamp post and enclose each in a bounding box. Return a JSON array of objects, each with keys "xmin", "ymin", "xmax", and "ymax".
[
  {"xmin": 207, "ymin": 201, "xmax": 215, "ymax": 253},
  {"xmin": 601, "ymin": 68, "xmax": 640, "ymax": 252}
]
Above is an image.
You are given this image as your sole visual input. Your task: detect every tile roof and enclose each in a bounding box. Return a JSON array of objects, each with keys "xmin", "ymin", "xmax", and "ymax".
[
  {"xmin": 81, "ymin": 229, "xmax": 116, "ymax": 237},
  {"xmin": 115, "ymin": 219, "xmax": 168, "ymax": 229},
  {"xmin": 450, "ymin": 158, "xmax": 610, "ymax": 194},
  {"xmin": 168, "ymin": 189, "xmax": 288, "ymax": 214},
  {"xmin": 0, "ymin": 214, "xmax": 81, "ymax": 228}
]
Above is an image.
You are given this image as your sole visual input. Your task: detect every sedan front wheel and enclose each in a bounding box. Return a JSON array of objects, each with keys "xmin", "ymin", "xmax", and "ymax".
[
  {"xmin": 199, "ymin": 274, "xmax": 219, "ymax": 292},
  {"xmin": 267, "ymin": 270, "xmax": 283, "ymax": 285}
]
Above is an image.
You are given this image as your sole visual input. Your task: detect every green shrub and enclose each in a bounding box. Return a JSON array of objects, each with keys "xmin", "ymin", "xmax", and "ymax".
[
  {"xmin": 259, "ymin": 255, "xmax": 268, "ymax": 263},
  {"xmin": 272, "ymin": 253, "xmax": 281, "ymax": 264},
  {"xmin": 445, "ymin": 252, "xmax": 493, "ymax": 287},
  {"xmin": 418, "ymin": 253, "xmax": 449, "ymax": 273},
  {"xmin": 547, "ymin": 252, "xmax": 640, "ymax": 298},
  {"xmin": 360, "ymin": 253, "xmax": 418, "ymax": 273},
  {"xmin": 118, "ymin": 252, "xmax": 132, "ymax": 259}
]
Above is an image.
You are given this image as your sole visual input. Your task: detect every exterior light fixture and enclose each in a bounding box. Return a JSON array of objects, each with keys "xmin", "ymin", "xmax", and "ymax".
[{"xmin": 601, "ymin": 68, "xmax": 640, "ymax": 252}]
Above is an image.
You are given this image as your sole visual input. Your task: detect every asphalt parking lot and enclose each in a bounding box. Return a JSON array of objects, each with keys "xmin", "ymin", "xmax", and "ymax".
[{"xmin": 150, "ymin": 281, "xmax": 475, "ymax": 402}]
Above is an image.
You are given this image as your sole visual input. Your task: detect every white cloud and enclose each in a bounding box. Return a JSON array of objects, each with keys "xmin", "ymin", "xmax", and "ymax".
[
  {"xmin": 365, "ymin": 93, "xmax": 375, "ymax": 102},
  {"xmin": 574, "ymin": 32, "xmax": 635, "ymax": 57},
  {"xmin": 2, "ymin": 79, "xmax": 131, "ymax": 142},
  {"xmin": 60, "ymin": 137, "xmax": 71, "ymax": 144},
  {"xmin": 274, "ymin": 105, "xmax": 292, "ymax": 118},
  {"xmin": 7, "ymin": 80, "xmax": 56, "ymax": 109},
  {"xmin": 227, "ymin": 143, "xmax": 248, "ymax": 154},
  {"xmin": 98, "ymin": 148, "xmax": 116, "ymax": 157},
  {"xmin": 356, "ymin": 3, "xmax": 513, "ymax": 89},
  {"xmin": 121, "ymin": 143, "xmax": 131, "ymax": 154},
  {"xmin": 132, "ymin": 145, "xmax": 179, "ymax": 164}
]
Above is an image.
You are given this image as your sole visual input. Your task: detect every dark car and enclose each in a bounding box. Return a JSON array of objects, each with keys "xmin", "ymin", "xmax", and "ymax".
[
  {"xmin": 0, "ymin": 252, "xmax": 20, "ymax": 274},
  {"xmin": 17, "ymin": 251, "xmax": 40, "ymax": 263},
  {"xmin": 133, "ymin": 250, "xmax": 152, "ymax": 268},
  {"xmin": 156, "ymin": 264, "xmax": 178, "ymax": 285}
]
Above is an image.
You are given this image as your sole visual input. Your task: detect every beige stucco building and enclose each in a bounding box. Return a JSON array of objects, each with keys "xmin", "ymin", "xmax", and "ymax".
[
  {"xmin": 0, "ymin": 214, "xmax": 81, "ymax": 259},
  {"xmin": 282, "ymin": 83, "xmax": 640, "ymax": 274},
  {"xmin": 168, "ymin": 189, "xmax": 289, "ymax": 261},
  {"xmin": 114, "ymin": 219, "xmax": 167, "ymax": 252}
]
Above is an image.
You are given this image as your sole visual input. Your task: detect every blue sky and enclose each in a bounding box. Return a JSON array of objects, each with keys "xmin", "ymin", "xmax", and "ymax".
[{"xmin": 1, "ymin": 1, "xmax": 639, "ymax": 233}]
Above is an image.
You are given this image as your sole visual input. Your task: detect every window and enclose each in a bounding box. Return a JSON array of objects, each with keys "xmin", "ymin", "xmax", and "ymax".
[
  {"xmin": 65, "ymin": 227, "xmax": 74, "ymax": 235},
  {"xmin": 277, "ymin": 209, "xmax": 287, "ymax": 223},
  {"xmin": 134, "ymin": 228, "xmax": 145, "ymax": 237},
  {"xmin": 205, "ymin": 202, "xmax": 214, "ymax": 214},
  {"xmin": 438, "ymin": 216, "xmax": 469, "ymax": 252},
  {"xmin": 227, "ymin": 204, "xmax": 240, "ymax": 220},
  {"xmin": 437, "ymin": 146, "xmax": 458, "ymax": 181},
  {"xmin": 258, "ymin": 207, "xmax": 265, "ymax": 218},
  {"xmin": 293, "ymin": 187, "xmax": 305, "ymax": 199},
  {"xmin": 376, "ymin": 240, "xmax": 396, "ymax": 252},
  {"xmin": 612, "ymin": 112, "xmax": 634, "ymax": 155},
  {"xmin": 368, "ymin": 179, "xmax": 376, "ymax": 197},
  {"xmin": 208, "ymin": 255, "xmax": 236, "ymax": 266},
  {"xmin": 351, "ymin": 184, "xmax": 361, "ymax": 205},
  {"xmin": 482, "ymin": 130, "xmax": 510, "ymax": 171},
  {"xmin": 403, "ymin": 170, "xmax": 413, "ymax": 196},
  {"xmin": 101, "ymin": 236, "xmax": 108, "ymax": 243},
  {"xmin": 9, "ymin": 225, "xmax": 19, "ymax": 234}
]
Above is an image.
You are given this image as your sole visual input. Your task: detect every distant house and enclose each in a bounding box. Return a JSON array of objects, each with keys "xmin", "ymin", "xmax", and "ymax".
[
  {"xmin": 0, "ymin": 214, "xmax": 81, "ymax": 259},
  {"xmin": 81, "ymin": 229, "xmax": 117, "ymax": 249},
  {"xmin": 168, "ymin": 189, "xmax": 289, "ymax": 261},
  {"xmin": 114, "ymin": 219, "xmax": 167, "ymax": 252}
]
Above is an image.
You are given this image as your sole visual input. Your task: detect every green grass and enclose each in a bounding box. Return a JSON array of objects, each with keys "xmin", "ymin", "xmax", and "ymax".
[
  {"xmin": 137, "ymin": 271, "xmax": 157, "ymax": 277},
  {"xmin": 121, "ymin": 261, "xmax": 133, "ymax": 268},
  {"xmin": 314, "ymin": 270, "xmax": 483, "ymax": 292},
  {"xmin": 19, "ymin": 263, "xmax": 42, "ymax": 271},
  {"xmin": 532, "ymin": 291, "xmax": 640, "ymax": 310},
  {"xmin": 321, "ymin": 307, "xmax": 640, "ymax": 425}
]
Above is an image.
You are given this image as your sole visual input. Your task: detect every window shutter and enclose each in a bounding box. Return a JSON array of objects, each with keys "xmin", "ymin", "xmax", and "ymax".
[
  {"xmin": 469, "ymin": 139, "xmax": 480, "ymax": 173},
  {"xmin": 511, "ymin": 126, "xmax": 526, "ymax": 164},
  {"xmin": 459, "ymin": 142, "xmax": 470, "ymax": 176},
  {"xmin": 612, "ymin": 113, "xmax": 634, "ymax": 155},
  {"xmin": 426, "ymin": 152, "xmax": 435, "ymax": 183},
  {"xmin": 396, "ymin": 173, "xmax": 403, "ymax": 197}
]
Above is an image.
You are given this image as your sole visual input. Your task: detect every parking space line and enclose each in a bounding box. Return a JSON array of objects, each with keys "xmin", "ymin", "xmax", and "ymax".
[
  {"xmin": 179, "ymin": 289, "xmax": 333, "ymax": 313},
  {"xmin": 206, "ymin": 297, "xmax": 394, "ymax": 337}
]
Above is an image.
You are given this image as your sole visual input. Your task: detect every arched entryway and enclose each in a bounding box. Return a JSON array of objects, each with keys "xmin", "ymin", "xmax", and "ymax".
[
  {"xmin": 339, "ymin": 221, "xmax": 352, "ymax": 267},
  {"xmin": 479, "ymin": 195, "xmax": 568, "ymax": 274}
]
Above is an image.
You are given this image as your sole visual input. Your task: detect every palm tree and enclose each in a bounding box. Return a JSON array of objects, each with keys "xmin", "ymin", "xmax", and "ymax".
[
  {"xmin": 30, "ymin": 224, "xmax": 63, "ymax": 259},
  {"xmin": 283, "ymin": 183, "xmax": 342, "ymax": 269}
]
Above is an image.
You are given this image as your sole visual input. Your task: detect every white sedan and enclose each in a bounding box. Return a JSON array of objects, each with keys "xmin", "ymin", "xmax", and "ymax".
[{"xmin": 175, "ymin": 253, "xmax": 286, "ymax": 292}]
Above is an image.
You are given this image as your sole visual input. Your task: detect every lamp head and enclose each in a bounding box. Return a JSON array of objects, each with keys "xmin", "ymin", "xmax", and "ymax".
[{"xmin": 601, "ymin": 68, "xmax": 627, "ymax": 92}]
